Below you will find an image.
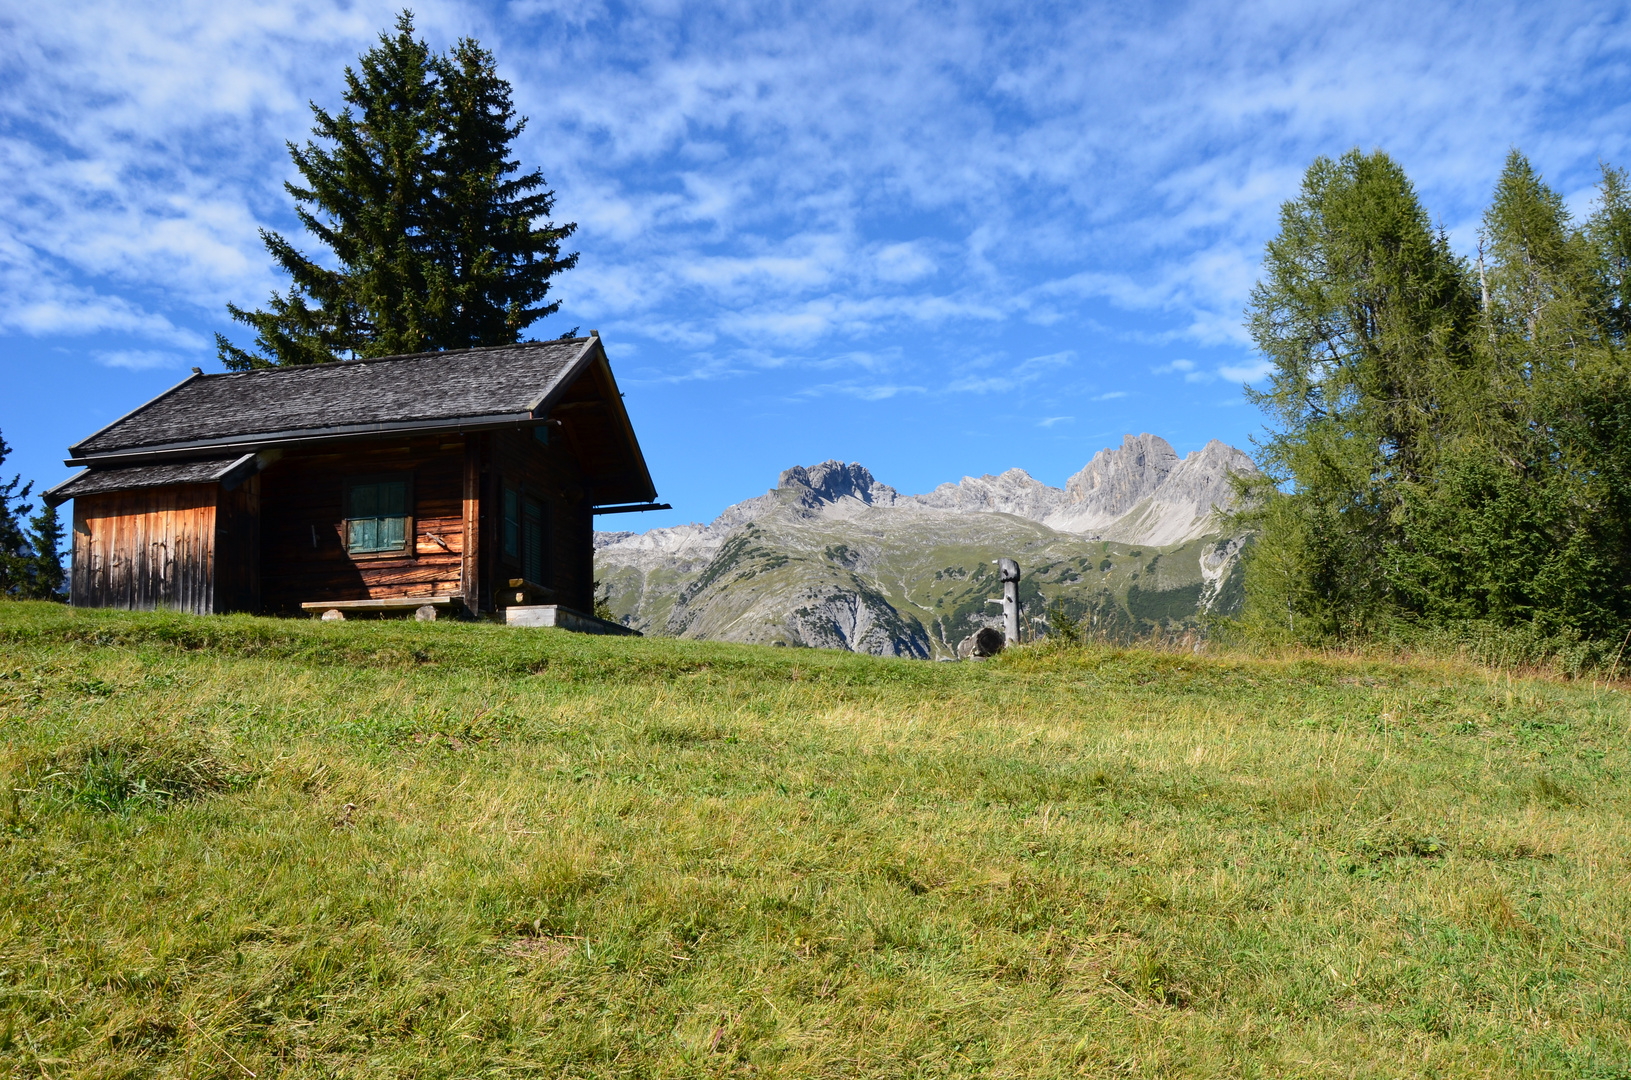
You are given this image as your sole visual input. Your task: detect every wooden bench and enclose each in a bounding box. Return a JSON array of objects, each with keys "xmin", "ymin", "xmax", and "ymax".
[{"xmin": 301, "ymin": 596, "xmax": 465, "ymax": 621}]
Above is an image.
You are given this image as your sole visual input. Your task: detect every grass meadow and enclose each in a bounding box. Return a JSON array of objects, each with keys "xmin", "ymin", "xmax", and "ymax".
[{"xmin": 1, "ymin": 601, "xmax": 1628, "ymax": 1078}]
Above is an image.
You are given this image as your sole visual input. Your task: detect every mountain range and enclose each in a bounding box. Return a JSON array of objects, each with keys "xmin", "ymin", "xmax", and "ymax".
[{"xmin": 594, "ymin": 433, "xmax": 1258, "ymax": 657}]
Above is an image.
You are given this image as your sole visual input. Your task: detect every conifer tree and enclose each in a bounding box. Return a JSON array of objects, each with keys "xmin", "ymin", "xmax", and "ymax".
[
  {"xmin": 1587, "ymin": 163, "xmax": 1631, "ymax": 343},
  {"xmin": 0, "ymin": 430, "xmax": 38, "ymax": 597},
  {"xmin": 1240, "ymin": 149, "xmax": 1478, "ymax": 635},
  {"xmin": 217, "ymin": 12, "xmax": 576, "ymax": 368},
  {"xmin": 22, "ymin": 502, "xmax": 65, "ymax": 600},
  {"xmin": 431, "ymin": 37, "xmax": 577, "ymax": 348},
  {"xmin": 1239, "ymin": 148, "xmax": 1631, "ymax": 648}
]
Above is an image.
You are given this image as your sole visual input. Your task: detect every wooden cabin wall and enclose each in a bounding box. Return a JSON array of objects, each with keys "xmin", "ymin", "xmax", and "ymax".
[
  {"xmin": 70, "ymin": 484, "xmax": 218, "ymax": 614},
  {"xmin": 258, "ymin": 439, "xmax": 467, "ymax": 615},
  {"xmin": 213, "ymin": 475, "xmax": 261, "ymax": 614},
  {"xmin": 489, "ymin": 427, "xmax": 596, "ymax": 612}
]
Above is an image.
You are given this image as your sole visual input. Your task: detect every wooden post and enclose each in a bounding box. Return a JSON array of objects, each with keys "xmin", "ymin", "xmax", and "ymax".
[
  {"xmin": 997, "ymin": 558, "xmax": 1021, "ymax": 644},
  {"xmin": 461, "ymin": 437, "xmax": 481, "ymax": 615}
]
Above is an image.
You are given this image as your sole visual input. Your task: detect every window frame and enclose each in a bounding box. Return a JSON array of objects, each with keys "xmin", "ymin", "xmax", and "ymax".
[{"xmin": 343, "ymin": 473, "xmax": 415, "ymax": 560}]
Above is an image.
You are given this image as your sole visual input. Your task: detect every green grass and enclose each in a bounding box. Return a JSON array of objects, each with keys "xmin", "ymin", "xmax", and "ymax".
[{"xmin": 2, "ymin": 600, "xmax": 1629, "ymax": 1078}]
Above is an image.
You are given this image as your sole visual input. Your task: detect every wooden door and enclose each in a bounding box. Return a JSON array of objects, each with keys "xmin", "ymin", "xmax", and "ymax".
[{"xmin": 521, "ymin": 496, "xmax": 546, "ymax": 585}]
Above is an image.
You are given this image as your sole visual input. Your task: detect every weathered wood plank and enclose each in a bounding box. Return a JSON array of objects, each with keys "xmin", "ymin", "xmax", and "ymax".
[
  {"xmin": 70, "ymin": 484, "xmax": 217, "ymax": 613},
  {"xmin": 462, "ymin": 437, "xmax": 481, "ymax": 612}
]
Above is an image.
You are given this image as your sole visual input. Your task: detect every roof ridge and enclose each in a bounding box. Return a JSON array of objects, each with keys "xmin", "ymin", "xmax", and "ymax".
[{"xmin": 206, "ymin": 337, "xmax": 589, "ymax": 378}]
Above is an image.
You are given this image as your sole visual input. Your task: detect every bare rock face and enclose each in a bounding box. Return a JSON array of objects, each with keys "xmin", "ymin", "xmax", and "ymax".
[
  {"xmin": 1059, "ymin": 434, "xmax": 1181, "ymax": 521},
  {"xmin": 907, "ymin": 467, "xmax": 1063, "ymax": 521},
  {"xmin": 777, "ymin": 460, "xmax": 901, "ymax": 516},
  {"xmin": 1043, "ymin": 434, "xmax": 1256, "ymax": 545}
]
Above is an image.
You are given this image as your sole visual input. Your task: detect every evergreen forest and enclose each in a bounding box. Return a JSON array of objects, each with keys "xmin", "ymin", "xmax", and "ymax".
[{"xmin": 1237, "ymin": 149, "xmax": 1631, "ymax": 665}]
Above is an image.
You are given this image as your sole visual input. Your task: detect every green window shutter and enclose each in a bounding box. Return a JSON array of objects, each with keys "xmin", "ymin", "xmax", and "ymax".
[
  {"xmin": 379, "ymin": 514, "xmax": 406, "ymax": 550},
  {"xmin": 347, "ymin": 479, "xmax": 411, "ymax": 555}
]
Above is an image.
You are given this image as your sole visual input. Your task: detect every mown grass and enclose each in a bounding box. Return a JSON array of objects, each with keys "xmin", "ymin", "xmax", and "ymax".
[{"xmin": 1, "ymin": 600, "xmax": 1628, "ymax": 1078}]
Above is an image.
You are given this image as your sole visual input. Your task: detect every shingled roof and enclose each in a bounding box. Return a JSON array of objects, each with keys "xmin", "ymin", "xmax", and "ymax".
[
  {"xmin": 55, "ymin": 336, "xmax": 658, "ymax": 507},
  {"xmin": 45, "ymin": 455, "xmax": 261, "ymax": 506},
  {"xmin": 70, "ymin": 338, "xmax": 594, "ymax": 461}
]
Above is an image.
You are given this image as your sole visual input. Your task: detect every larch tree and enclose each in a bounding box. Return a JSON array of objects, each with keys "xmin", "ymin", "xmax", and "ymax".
[{"xmin": 1237, "ymin": 148, "xmax": 1631, "ymax": 650}]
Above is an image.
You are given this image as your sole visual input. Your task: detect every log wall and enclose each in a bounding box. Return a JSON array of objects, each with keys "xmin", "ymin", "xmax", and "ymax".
[
  {"xmin": 68, "ymin": 427, "xmax": 602, "ymax": 618},
  {"xmin": 71, "ymin": 484, "xmax": 219, "ymax": 613},
  {"xmin": 258, "ymin": 439, "xmax": 468, "ymax": 615},
  {"xmin": 214, "ymin": 475, "xmax": 261, "ymax": 613}
]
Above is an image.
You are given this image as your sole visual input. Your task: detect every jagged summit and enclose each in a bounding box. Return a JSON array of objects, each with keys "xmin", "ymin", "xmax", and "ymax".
[
  {"xmin": 898, "ymin": 433, "xmax": 1258, "ymax": 544},
  {"xmin": 604, "ymin": 434, "xmax": 1257, "ymax": 553},
  {"xmin": 1044, "ymin": 435, "xmax": 1258, "ymax": 544}
]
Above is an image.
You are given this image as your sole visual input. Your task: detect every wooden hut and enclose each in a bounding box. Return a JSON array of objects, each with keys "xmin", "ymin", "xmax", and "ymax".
[{"xmin": 45, "ymin": 334, "xmax": 664, "ymax": 626}]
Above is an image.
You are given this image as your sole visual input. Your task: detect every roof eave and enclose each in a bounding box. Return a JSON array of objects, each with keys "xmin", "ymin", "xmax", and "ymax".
[
  {"xmin": 41, "ymin": 470, "xmax": 89, "ymax": 507},
  {"xmin": 64, "ymin": 410, "xmax": 542, "ymax": 467},
  {"xmin": 541, "ymin": 337, "xmax": 659, "ymax": 505},
  {"xmin": 66, "ymin": 369, "xmax": 207, "ymax": 459}
]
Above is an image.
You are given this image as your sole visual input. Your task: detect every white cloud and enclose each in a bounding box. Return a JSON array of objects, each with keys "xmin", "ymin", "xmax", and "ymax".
[
  {"xmin": 872, "ymin": 242, "xmax": 937, "ymax": 284},
  {"xmin": 948, "ymin": 350, "xmax": 1072, "ymax": 394},
  {"xmin": 2, "ymin": 0, "xmax": 1628, "ymax": 381},
  {"xmin": 94, "ymin": 349, "xmax": 192, "ymax": 371},
  {"xmin": 1219, "ymin": 359, "xmax": 1275, "ymax": 383},
  {"xmin": 1038, "ymin": 415, "xmax": 1073, "ymax": 427},
  {"xmin": 797, "ymin": 381, "xmax": 926, "ymax": 401}
]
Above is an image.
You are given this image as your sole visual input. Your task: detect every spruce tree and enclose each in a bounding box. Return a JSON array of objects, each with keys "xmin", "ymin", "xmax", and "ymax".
[
  {"xmin": 22, "ymin": 502, "xmax": 65, "ymax": 600},
  {"xmin": 217, "ymin": 12, "xmax": 576, "ymax": 368},
  {"xmin": 431, "ymin": 37, "xmax": 577, "ymax": 348},
  {"xmin": 0, "ymin": 430, "xmax": 37, "ymax": 598}
]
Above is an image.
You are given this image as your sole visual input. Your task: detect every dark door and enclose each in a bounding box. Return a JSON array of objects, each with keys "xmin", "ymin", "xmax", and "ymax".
[{"xmin": 521, "ymin": 496, "xmax": 546, "ymax": 585}]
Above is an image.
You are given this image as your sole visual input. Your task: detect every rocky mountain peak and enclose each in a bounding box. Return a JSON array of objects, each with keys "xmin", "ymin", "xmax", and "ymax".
[
  {"xmin": 613, "ymin": 435, "xmax": 1256, "ymax": 555},
  {"xmin": 777, "ymin": 460, "xmax": 900, "ymax": 510},
  {"xmin": 1062, "ymin": 433, "xmax": 1180, "ymax": 516},
  {"xmin": 907, "ymin": 467, "xmax": 1060, "ymax": 520}
]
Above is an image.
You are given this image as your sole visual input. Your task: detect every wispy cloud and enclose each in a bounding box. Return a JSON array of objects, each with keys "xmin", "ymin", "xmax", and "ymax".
[
  {"xmin": 796, "ymin": 381, "xmax": 927, "ymax": 401},
  {"xmin": 93, "ymin": 349, "xmax": 192, "ymax": 371},
  {"xmin": 1, "ymin": 0, "xmax": 1628, "ymax": 476},
  {"xmin": 1038, "ymin": 415, "xmax": 1073, "ymax": 427},
  {"xmin": 949, "ymin": 350, "xmax": 1072, "ymax": 394},
  {"xmin": 1151, "ymin": 359, "xmax": 1195, "ymax": 375},
  {"xmin": 1219, "ymin": 359, "xmax": 1275, "ymax": 383}
]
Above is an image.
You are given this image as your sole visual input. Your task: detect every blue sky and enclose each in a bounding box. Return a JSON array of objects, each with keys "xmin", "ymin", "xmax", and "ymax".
[{"xmin": 3, "ymin": 1, "xmax": 1630, "ymax": 528}]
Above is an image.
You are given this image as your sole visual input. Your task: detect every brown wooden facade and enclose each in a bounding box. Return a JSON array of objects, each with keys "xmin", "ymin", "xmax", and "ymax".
[{"xmin": 51, "ymin": 336, "xmax": 658, "ymax": 619}]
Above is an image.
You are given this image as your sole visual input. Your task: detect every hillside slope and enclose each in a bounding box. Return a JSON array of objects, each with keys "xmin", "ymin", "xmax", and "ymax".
[
  {"xmin": 597, "ymin": 434, "xmax": 1256, "ymax": 655},
  {"xmin": 3, "ymin": 603, "xmax": 1627, "ymax": 1077}
]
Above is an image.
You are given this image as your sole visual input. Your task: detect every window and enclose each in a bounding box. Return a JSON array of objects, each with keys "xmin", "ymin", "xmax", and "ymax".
[
  {"xmin": 502, "ymin": 487, "xmax": 520, "ymax": 560},
  {"xmin": 345, "ymin": 477, "xmax": 411, "ymax": 556}
]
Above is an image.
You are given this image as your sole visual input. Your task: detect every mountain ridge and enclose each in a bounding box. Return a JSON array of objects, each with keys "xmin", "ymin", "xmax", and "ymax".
[
  {"xmin": 594, "ymin": 433, "xmax": 1258, "ymax": 656},
  {"xmin": 597, "ymin": 433, "xmax": 1258, "ymax": 553}
]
